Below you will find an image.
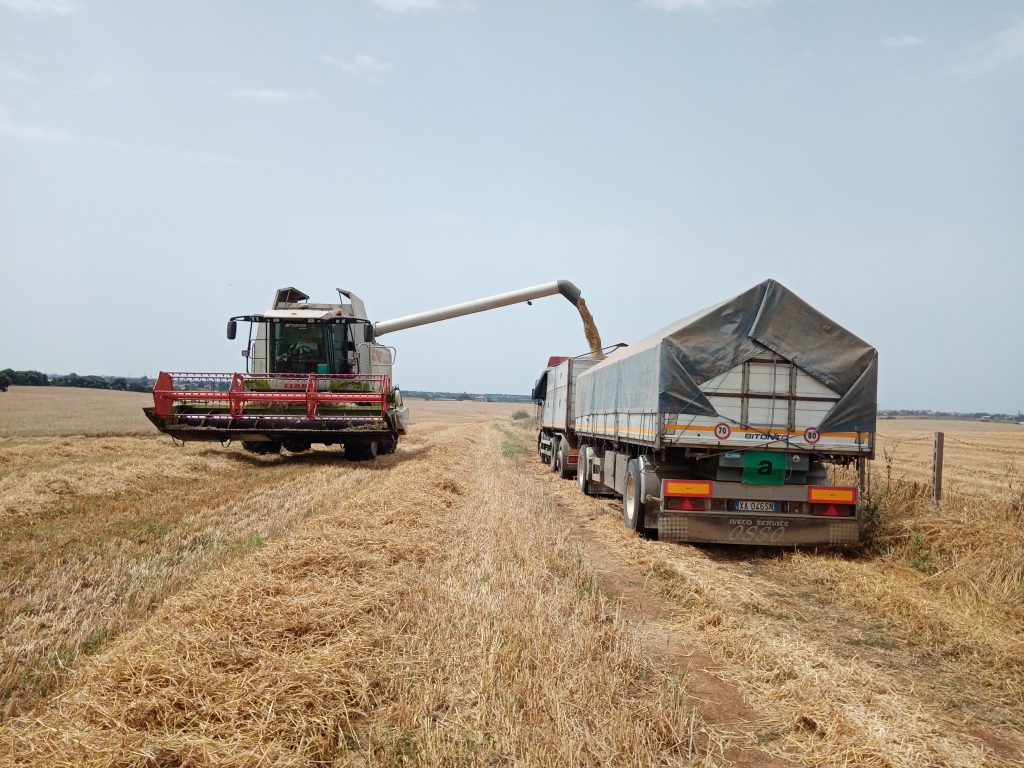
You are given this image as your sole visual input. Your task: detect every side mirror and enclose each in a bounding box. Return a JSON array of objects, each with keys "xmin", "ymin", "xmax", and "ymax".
[
  {"xmin": 227, "ymin": 320, "xmax": 237, "ymax": 340},
  {"xmin": 363, "ymin": 325, "xmax": 374, "ymax": 343}
]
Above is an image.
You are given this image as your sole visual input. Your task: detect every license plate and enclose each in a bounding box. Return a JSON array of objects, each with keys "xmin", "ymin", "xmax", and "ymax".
[{"xmin": 729, "ymin": 500, "xmax": 780, "ymax": 512}]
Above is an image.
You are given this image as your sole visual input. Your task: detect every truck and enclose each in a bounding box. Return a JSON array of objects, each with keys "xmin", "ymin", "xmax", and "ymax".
[
  {"xmin": 145, "ymin": 280, "xmax": 585, "ymax": 460},
  {"xmin": 533, "ymin": 279, "xmax": 877, "ymax": 547},
  {"xmin": 532, "ymin": 352, "xmax": 613, "ymax": 478}
]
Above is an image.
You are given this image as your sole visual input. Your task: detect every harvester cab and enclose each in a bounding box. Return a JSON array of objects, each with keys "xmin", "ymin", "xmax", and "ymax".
[
  {"xmin": 228, "ymin": 287, "xmax": 383, "ymax": 379},
  {"xmin": 145, "ymin": 280, "xmax": 584, "ymax": 461}
]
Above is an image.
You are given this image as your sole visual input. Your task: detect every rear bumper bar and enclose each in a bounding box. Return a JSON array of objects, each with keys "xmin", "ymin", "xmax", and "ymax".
[{"xmin": 658, "ymin": 511, "xmax": 859, "ymax": 548}]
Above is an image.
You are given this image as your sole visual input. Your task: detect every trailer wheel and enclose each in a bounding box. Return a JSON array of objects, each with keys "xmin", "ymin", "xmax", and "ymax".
[
  {"xmin": 577, "ymin": 446, "xmax": 592, "ymax": 495},
  {"xmin": 549, "ymin": 436, "xmax": 561, "ymax": 473},
  {"xmin": 622, "ymin": 459, "xmax": 646, "ymax": 533},
  {"xmin": 557, "ymin": 438, "xmax": 573, "ymax": 479}
]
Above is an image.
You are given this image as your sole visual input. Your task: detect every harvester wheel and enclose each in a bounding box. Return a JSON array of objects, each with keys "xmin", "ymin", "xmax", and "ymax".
[
  {"xmin": 345, "ymin": 441, "xmax": 378, "ymax": 462},
  {"xmin": 622, "ymin": 459, "xmax": 646, "ymax": 534},
  {"xmin": 549, "ymin": 437, "xmax": 561, "ymax": 473},
  {"xmin": 577, "ymin": 446, "xmax": 592, "ymax": 495},
  {"xmin": 377, "ymin": 437, "xmax": 398, "ymax": 455},
  {"xmin": 242, "ymin": 441, "xmax": 281, "ymax": 455}
]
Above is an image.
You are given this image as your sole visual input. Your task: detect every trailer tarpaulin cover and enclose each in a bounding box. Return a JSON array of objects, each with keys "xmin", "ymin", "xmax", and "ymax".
[{"xmin": 576, "ymin": 280, "xmax": 877, "ymax": 433}]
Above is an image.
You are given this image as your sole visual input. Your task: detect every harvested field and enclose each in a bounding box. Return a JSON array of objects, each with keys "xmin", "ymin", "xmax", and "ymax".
[
  {"xmin": 875, "ymin": 418, "xmax": 1024, "ymax": 501},
  {"xmin": 0, "ymin": 387, "xmax": 154, "ymax": 437},
  {"xmin": 1, "ymin": 391, "xmax": 1022, "ymax": 766}
]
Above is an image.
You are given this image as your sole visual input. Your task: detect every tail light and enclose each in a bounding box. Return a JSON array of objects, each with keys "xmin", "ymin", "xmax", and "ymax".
[
  {"xmin": 663, "ymin": 479, "xmax": 713, "ymax": 512},
  {"xmin": 810, "ymin": 503, "xmax": 854, "ymax": 517},
  {"xmin": 807, "ymin": 487, "xmax": 856, "ymax": 517},
  {"xmin": 665, "ymin": 496, "xmax": 707, "ymax": 511}
]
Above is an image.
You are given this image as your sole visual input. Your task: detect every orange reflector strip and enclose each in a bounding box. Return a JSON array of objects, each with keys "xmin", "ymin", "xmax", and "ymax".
[
  {"xmin": 807, "ymin": 486, "xmax": 857, "ymax": 504},
  {"xmin": 663, "ymin": 480, "xmax": 713, "ymax": 498}
]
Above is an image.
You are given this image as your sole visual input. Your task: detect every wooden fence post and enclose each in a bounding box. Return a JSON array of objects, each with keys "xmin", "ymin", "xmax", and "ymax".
[{"xmin": 932, "ymin": 432, "xmax": 944, "ymax": 502}]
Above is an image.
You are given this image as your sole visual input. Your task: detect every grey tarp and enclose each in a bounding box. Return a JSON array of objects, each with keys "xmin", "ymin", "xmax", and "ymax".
[{"xmin": 576, "ymin": 279, "xmax": 877, "ymax": 434}]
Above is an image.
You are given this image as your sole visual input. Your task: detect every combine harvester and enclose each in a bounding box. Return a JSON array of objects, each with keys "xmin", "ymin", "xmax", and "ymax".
[
  {"xmin": 534, "ymin": 279, "xmax": 877, "ymax": 547},
  {"xmin": 146, "ymin": 281, "xmax": 584, "ymax": 460}
]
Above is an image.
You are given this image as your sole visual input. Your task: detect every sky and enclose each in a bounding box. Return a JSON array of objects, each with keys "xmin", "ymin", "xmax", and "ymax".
[{"xmin": 0, "ymin": 0, "xmax": 1022, "ymax": 413}]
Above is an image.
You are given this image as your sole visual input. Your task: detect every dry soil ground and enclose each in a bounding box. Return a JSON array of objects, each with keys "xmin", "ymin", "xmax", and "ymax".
[{"xmin": 0, "ymin": 388, "xmax": 1022, "ymax": 767}]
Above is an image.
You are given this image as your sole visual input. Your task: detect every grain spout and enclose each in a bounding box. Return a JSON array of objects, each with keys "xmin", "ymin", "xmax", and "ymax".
[{"xmin": 576, "ymin": 298, "xmax": 605, "ymax": 360}]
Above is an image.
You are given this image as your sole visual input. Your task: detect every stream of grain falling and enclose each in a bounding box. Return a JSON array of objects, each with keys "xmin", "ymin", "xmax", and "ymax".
[{"xmin": 575, "ymin": 298, "xmax": 605, "ymax": 360}]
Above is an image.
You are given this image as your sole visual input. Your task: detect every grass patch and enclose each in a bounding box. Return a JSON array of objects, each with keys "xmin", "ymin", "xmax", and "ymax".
[
  {"xmin": 236, "ymin": 533, "xmax": 267, "ymax": 553},
  {"xmin": 500, "ymin": 440, "xmax": 527, "ymax": 459},
  {"xmin": 909, "ymin": 531, "xmax": 933, "ymax": 574},
  {"xmin": 80, "ymin": 628, "xmax": 110, "ymax": 655}
]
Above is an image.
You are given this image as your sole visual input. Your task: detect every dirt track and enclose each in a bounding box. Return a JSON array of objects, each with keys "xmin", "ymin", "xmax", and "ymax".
[{"xmin": 1, "ymin": 393, "xmax": 1022, "ymax": 766}]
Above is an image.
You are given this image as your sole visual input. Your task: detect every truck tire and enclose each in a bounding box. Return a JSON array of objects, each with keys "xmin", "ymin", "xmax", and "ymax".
[
  {"xmin": 549, "ymin": 436, "xmax": 561, "ymax": 473},
  {"xmin": 577, "ymin": 445, "xmax": 592, "ymax": 495},
  {"xmin": 557, "ymin": 438, "xmax": 573, "ymax": 479},
  {"xmin": 622, "ymin": 458, "xmax": 646, "ymax": 533}
]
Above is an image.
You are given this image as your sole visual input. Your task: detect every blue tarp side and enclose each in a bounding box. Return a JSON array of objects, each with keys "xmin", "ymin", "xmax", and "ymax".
[{"xmin": 576, "ymin": 279, "xmax": 877, "ymax": 435}]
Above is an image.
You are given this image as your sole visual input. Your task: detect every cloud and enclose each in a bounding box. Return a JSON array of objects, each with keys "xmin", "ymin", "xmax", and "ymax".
[
  {"xmin": 180, "ymin": 149, "xmax": 237, "ymax": 166},
  {"xmin": 960, "ymin": 17, "xmax": 1024, "ymax": 74},
  {"xmin": 0, "ymin": 114, "xmax": 82, "ymax": 144},
  {"xmin": 642, "ymin": 0, "xmax": 771, "ymax": 11},
  {"xmin": 320, "ymin": 53, "xmax": 394, "ymax": 74},
  {"xmin": 0, "ymin": 0, "xmax": 79, "ymax": 16},
  {"xmin": 0, "ymin": 64, "xmax": 35, "ymax": 82},
  {"xmin": 229, "ymin": 88, "xmax": 320, "ymax": 102},
  {"xmin": 369, "ymin": 0, "xmax": 475, "ymax": 13},
  {"xmin": 881, "ymin": 35, "xmax": 925, "ymax": 49},
  {"xmin": 0, "ymin": 108, "xmax": 234, "ymax": 162}
]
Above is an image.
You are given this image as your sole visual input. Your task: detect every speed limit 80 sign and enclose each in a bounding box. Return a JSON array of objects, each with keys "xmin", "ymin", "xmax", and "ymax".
[{"xmin": 803, "ymin": 427, "xmax": 820, "ymax": 444}]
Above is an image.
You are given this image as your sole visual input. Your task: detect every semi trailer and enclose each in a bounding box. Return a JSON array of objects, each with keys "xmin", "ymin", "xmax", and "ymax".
[
  {"xmin": 534, "ymin": 279, "xmax": 877, "ymax": 547},
  {"xmin": 146, "ymin": 280, "xmax": 585, "ymax": 460}
]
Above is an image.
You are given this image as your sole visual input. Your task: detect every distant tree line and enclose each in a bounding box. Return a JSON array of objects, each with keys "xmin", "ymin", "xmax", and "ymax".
[
  {"xmin": 0, "ymin": 369, "xmax": 151, "ymax": 393},
  {"xmin": 880, "ymin": 408, "xmax": 1022, "ymax": 422},
  {"xmin": 404, "ymin": 390, "xmax": 533, "ymax": 403}
]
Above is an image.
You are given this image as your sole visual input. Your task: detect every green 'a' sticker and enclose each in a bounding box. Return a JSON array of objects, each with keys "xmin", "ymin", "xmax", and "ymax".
[{"xmin": 742, "ymin": 451, "xmax": 786, "ymax": 485}]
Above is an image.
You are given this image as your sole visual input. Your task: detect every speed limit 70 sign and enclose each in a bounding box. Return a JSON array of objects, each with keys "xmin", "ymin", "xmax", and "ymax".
[{"xmin": 714, "ymin": 423, "xmax": 732, "ymax": 440}]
